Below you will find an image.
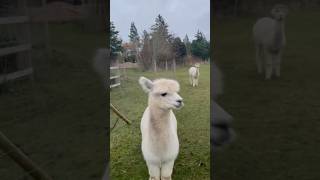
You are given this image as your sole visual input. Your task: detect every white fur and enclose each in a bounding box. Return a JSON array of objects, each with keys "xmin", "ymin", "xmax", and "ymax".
[
  {"xmin": 139, "ymin": 76, "xmax": 183, "ymax": 180},
  {"xmin": 253, "ymin": 4, "xmax": 288, "ymax": 80},
  {"xmin": 188, "ymin": 63, "xmax": 200, "ymax": 87}
]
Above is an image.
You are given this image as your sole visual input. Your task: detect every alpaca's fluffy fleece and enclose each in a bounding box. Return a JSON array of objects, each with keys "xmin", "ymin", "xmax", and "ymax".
[
  {"xmin": 139, "ymin": 76, "xmax": 183, "ymax": 180},
  {"xmin": 188, "ymin": 63, "xmax": 200, "ymax": 87}
]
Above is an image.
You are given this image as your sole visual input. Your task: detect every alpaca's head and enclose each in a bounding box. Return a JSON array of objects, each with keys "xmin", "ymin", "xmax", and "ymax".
[
  {"xmin": 194, "ymin": 63, "xmax": 200, "ymax": 68},
  {"xmin": 271, "ymin": 4, "xmax": 288, "ymax": 21},
  {"xmin": 139, "ymin": 76, "xmax": 184, "ymax": 110}
]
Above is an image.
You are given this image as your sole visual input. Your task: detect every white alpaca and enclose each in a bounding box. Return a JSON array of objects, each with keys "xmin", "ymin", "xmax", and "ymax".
[
  {"xmin": 139, "ymin": 76, "xmax": 184, "ymax": 180},
  {"xmin": 188, "ymin": 63, "xmax": 200, "ymax": 87},
  {"xmin": 253, "ymin": 4, "xmax": 288, "ymax": 79}
]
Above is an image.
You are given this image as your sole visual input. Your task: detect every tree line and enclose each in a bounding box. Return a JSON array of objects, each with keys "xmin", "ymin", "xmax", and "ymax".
[{"xmin": 110, "ymin": 14, "xmax": 210, "ymax": 71}]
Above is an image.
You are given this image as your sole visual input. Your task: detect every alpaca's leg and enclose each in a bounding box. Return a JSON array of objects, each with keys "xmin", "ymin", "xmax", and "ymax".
[
  {"xmin": 274, "ymin": 53, "xmax": 281, "ymax": 77},
  {"xmin": 161, "ymin": 160, "xmax": 175, "ymax": 180},
  {"xmin": 264, "ymin": 49, "xmax": 272, "ymax": 80},
  {"xmin": 255, "ymin": 45, "xmax": 263, "ymax": 74},
  {"xmin": 191, "ymin": 77, "xmax": 194, "ymax": 87},
  {"xmin": 147, "ymin": 162, "xmax": 160, "ymax": 180},
  {"xmin": 189, "ymin": 75, "xmax": 192, "ymax": 85}
]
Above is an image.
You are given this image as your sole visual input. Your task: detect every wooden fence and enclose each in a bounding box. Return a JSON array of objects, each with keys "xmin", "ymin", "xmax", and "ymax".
[
  {"xmin": 110, "ymin": 66, "xmax": 120, "ymax": 88},
  {"xmin": 0, "ymin": 15, "xmax": 33, "ymax": 84}
]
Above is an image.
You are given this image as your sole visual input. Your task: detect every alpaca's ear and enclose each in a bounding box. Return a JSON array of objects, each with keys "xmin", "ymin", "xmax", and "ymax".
[{"xmin": 139, "ymin": 76, "xmax": 153, "ymax": 93}]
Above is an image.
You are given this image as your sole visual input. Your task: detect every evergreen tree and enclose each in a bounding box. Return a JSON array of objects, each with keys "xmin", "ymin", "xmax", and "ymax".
[
  {"xmin": 191, "ymin": 30, "xmax": 210, "ymax": 60},
  {"xmin": 128, "ymin": 22, "xmax": 140, "ymax": 43},
  {"xmin": 110, "ymin": 21, "xmax": 123, "ymax": 58},
  {"xmin": 172, "ymin": 37, "xmax": 187, "ymax": 59},
  {"xmin": 128, "ymin": 22, "xmax": 140, "ymax": 63},
  {"xmin": 172, "ymin": 37, "xmax": 187, "ymax": 65},
  {"xmin": 183, "ymin": 34, "xmax": 191, "ymax": 55},
  {"xmin": 150, "ymin": 14, "xmax": 172, "ymax": 71},
  {"xmin": 151, "ymin": 14, "xmax": 170, "ymax": 39}
]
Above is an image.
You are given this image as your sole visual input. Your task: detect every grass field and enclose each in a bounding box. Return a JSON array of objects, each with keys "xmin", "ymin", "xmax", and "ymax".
[
  {"xmin": 110, "ymin": 64, "xmax": 210, "ymax": 179},
  {"xmin": 0, "ymin": 24, "xmax": 107, "ymax": 179},
  {"xmin": 213, "ymin": 9, "xmax": 320, "ymax": 179}
]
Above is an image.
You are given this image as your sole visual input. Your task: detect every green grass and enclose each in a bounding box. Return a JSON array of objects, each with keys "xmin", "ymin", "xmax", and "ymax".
[
  {"xmin": 0, "ymin": 23, "xmax": 107, "ymax": 179},
  {"xmin": 110, "ymin": 64, "xmax": 210, "ymax": 179},
  {"xmin": 213, "ymin": 9, "xmax": 320, "ymax": 180}
]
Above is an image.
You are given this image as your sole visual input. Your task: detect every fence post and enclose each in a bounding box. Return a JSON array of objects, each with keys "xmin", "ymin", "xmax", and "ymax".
[{"xmin": 0, "ymin": 131, "xmax": 53, "ymax": 180}]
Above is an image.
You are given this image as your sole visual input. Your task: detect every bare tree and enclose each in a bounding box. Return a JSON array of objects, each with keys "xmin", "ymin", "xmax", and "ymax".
[
  {"xmin": 140, "ymin": 30, "xmax": 152, "ymax": 71},
  {"xmin": 151, "ymin": 31, "xmax": 171, "ymax": 72},
  {"xmin": 150, "ymin": 14, "xmax": 173, "ymax": 72}
]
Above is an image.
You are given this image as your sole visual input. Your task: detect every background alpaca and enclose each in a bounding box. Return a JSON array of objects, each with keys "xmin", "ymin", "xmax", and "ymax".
[
  {"xmin": 139, "ymin": 76, "xmax": 183, "ymax": 180},
  {"xmin": 188, "ymin": 63, "xmax": 200, "ymax": 87},
  {"xmin": 253, "ymin": 4, "xmax": 288, "ymax": 79}
]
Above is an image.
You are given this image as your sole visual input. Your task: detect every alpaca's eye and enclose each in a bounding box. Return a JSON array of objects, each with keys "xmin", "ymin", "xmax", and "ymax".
[{"xmin": 161, "ymin": 93, "xmax": 167, "ymax": 97}]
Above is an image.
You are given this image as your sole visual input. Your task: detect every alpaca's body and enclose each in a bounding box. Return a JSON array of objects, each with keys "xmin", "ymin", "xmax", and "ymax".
[
  {"xmin": 253, "ymin": 4, "xmax": 288, "ymax": 79},
  {"xmin": 141, "ymin": 107, "xmax": 179, "ymax": 166},
  {"xmin": 188, "ymin": 64, "xmax": 200, "ymax": 87},
  {"xmin": 139, "ymin": 77, "xmax": 183, "ymax": 180}
]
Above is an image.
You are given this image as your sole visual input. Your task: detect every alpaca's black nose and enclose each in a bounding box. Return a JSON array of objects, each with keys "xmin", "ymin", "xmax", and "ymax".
[{"xmin": 177, "ymin": 100, "xmax": 182, "ymax": 104}]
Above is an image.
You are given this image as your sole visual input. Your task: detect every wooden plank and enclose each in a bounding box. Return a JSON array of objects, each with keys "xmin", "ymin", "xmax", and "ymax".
[
  {"xmin": 0, "ymin": 44, "xmax": 32, "ymax": 56},
  {"xmin": 0, "ymin": 16, "xmax": 29, "ymax": 25},
  {"xmin": 0, "ymin": 68, "xmax": 33, "ymax": 84},
  {"xmin": 110, "ymin": 66, "xmax": 119, "ymax": 70},
  {"xmin": 0, "ymin": 131, "xmax": 53, "ymax": 180},
  {"xmin": 110, "ymin": 103, "xmax": 131, "ymax": 125},
  {"xmin": 110, "ymin": 75, "xmax": 120, "ymax": 80},
  {"xmin": 110, "ymin": 83, "xmax": 120, "ymax": 88}
]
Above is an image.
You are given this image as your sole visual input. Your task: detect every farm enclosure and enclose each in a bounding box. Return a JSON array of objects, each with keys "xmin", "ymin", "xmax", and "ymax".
[{"xmin": 110, "ymin": 64, "xmax": 211, "ymax": 179}]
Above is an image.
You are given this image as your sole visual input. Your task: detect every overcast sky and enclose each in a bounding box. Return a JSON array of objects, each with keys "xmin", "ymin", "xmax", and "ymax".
[{"xmin": 111, "ymin": 0, "xmax": 210, "ymax": 42}]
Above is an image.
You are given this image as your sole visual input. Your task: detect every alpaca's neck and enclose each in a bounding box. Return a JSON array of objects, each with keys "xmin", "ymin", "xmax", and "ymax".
[
  {"xmin": 194, "ymin": 67, "xmax": 199, "ymax": 77},
  {"xmin": 273, "ymin": 20, "xmax": 285, "ymax": 50},
  {"xmin": 148, "ymin": 104, "xmax": 171, "ymax": 134}
]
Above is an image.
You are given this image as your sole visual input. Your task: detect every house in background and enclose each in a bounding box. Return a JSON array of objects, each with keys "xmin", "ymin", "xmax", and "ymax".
[{"xmin": 122, "ymin": 42, "xmax": 139, "ymax": 63}]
